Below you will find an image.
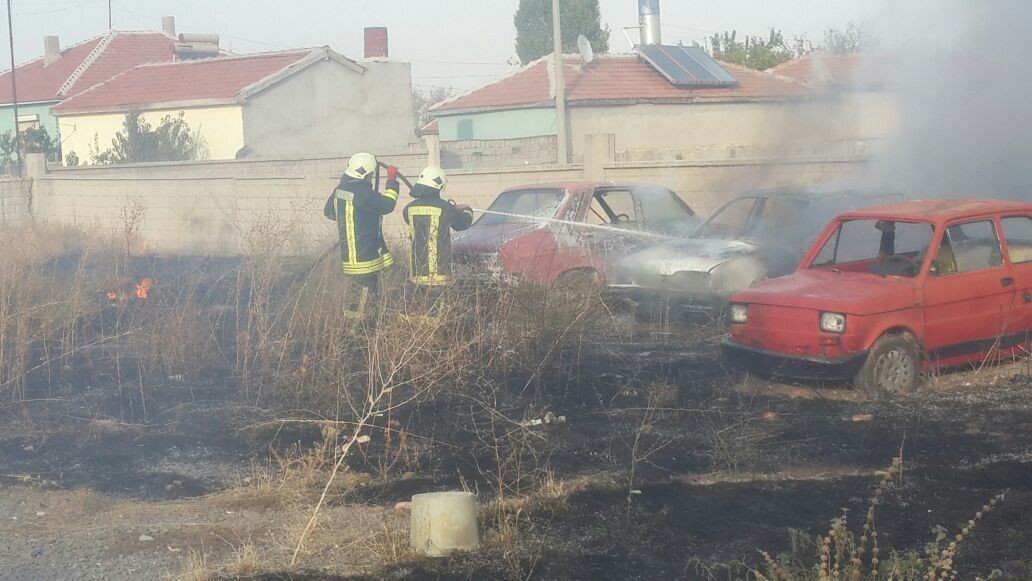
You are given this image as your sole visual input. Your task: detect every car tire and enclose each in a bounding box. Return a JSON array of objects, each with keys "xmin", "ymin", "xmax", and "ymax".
[{"xmin": 855, "ymin": 334, "xmax": 921, "ymax": 398}]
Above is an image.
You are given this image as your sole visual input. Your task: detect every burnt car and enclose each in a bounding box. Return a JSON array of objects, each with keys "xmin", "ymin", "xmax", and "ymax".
[
  {"xmin": 608, "ymin": 190, "xmax": 901, "ymax": 316},
  {"xmin": 452, "ymin": 182, "xmax": 700, "ymax": 288},
  {"xmin": 724, "ymin": 199, "xmax": 1032, "ymax": 396}
]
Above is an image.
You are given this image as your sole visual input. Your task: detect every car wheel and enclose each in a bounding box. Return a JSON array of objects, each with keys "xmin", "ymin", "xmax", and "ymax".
[{"xmin": 855, "ymin": 334, "xmax": 921, "ymax": 398}]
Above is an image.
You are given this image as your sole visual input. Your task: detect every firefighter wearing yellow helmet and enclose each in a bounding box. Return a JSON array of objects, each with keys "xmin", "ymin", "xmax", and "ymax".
[
  {"xmin": 324, "ymin": 152, "xmax": 400, "ymax": 310},
  {"xmin": 403, "ymin": 166, "xmax": 474, "ymax": 286}
]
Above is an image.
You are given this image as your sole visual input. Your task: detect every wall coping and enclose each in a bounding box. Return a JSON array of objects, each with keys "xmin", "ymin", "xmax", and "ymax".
[{"xmin": 47, "ymin": 148, "xmax": 429, "ymax": 175}]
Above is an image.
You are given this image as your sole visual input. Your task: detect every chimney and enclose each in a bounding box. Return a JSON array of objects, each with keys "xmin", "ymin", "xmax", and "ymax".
[
  {"xmin": 638, "ymin": 0, "xmax": 662, "ymax": 46},
  {"xmin": 162, "ymin": 16, "xmax": 176, "ymax": 38},
  {"xmin": 364, "ymin": 27, "xmax": 389, "ymax": 59},
  {"xmin": 43, "ymin": 35, "xmax": 61, "ymax": 66}
]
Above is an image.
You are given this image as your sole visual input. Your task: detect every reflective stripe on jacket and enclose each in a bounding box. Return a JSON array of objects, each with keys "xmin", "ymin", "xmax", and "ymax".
[
  {"xmin": 403, "ymin": 186, "xmax": 474, "ymax": 286},
  {"xmin": 324, "ymin": 176, "xmax": 399, "ymax": 275}
]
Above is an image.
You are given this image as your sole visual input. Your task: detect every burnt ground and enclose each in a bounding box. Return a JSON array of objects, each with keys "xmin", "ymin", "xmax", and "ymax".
[{"xmin": 2, "ymin": 327, "xmax": 1032, "ymax": 579}]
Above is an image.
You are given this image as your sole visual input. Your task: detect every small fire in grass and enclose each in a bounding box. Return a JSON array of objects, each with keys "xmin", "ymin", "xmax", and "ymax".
[{"xmin": 105, "ymin": 278, "xmax": 155, "ymax": 303}]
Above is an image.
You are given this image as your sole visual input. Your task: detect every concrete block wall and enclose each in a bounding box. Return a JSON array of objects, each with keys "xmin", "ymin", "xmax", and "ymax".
[
  {"xmin": 24, "ymin": 141, "xmax": 869, "ymax": 256},
  {"xmin": 441, "ymin": 135, "xmax": 557, "ymax": 170},
  {"xmin": 0, "ymin": 178, "xmax": 32, "ymax": 229}
]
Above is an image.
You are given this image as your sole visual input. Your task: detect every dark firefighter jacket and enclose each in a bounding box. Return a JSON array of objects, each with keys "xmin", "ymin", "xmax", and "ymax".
[
  {"xmin": 324, "ymin": 175, "xmax": 399, "ymax": 275},
  {"xmin": 403, "ymin": 184, "xmax": 475, "ymax": 286}
]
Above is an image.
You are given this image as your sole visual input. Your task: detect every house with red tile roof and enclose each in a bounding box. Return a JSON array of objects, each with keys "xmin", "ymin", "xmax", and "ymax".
[
  {"xmin": 0, "ymin": 30, "xmax": 176, "ymax": 150},
  {"xmin": 770, "ymin": 53, "xmax": 880, "ymax": 89},
  {"xmin": 53, "ymin": 46, "xmax": 417, "ymax": 163},
  {"xmin": 427, "ymin": 52, "xmax": 891, "ymax": 169}
]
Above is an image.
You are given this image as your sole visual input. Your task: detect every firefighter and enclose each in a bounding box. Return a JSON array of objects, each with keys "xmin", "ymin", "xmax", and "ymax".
[
  {"xmin": 324, "ymin": 152, "xmax": 400, "ymax": 313},
  {"xmin": 403, "ymin": 166, "xmax": 474, "ymax": 287}
]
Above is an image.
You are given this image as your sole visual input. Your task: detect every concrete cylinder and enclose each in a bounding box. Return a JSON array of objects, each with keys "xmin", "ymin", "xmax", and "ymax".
[{"xmin": 410, "ymin": 491, "xmax": 479, "ymax": 557}]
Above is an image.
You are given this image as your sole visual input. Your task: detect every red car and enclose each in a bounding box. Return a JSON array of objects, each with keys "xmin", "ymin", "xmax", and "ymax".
[
  {"xmin": 452, "ymin": 182, "xmax": 699, "ymax": 288},
  {"xmin": 723, "ymin": 199, "xmax": 1032, "ymax": 396}
]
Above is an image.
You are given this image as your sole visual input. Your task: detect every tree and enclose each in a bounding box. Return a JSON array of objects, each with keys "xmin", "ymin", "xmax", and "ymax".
[
  {"xmin": 412, "ymin": 86, "xmax": 454, "ymax": 135},
  {"xmin": 822, "ymin": 23, "xmax": 871, "ymax": 54},
  {"xmin": 90, "ymin": 110, "xmax": 207, "ymax": 165},
  {"xmin": 711, "ymin": 29, "xmax": 796, "ymax": 71},
  {"xmin": 514, "ymin": 0, "xmax": 610, "ymax": 65},
  {"xmin": 0, "ymin": 125, "xmax": 60, "ymax": 166}
]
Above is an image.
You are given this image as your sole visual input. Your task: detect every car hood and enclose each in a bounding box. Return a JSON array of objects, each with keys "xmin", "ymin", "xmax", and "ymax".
[
  {"xmin": 616, "ymin": 238, "xmax": 757, "ymax": 275},
  {"xmin": 733, "ymin": 269, "xmax": 918, "ymax": 315},
  {"xmin": 453, "ymin": 221, "xmax": 545, "ymax": 255}
]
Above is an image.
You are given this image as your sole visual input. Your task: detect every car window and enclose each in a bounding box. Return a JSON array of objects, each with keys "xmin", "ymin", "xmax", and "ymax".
[
  {"xmin": 1002, "ymin": 216, "xmax": 1032, "ymax": 264},
  {"xmin": 935, "ymin": 220, "xmax": 1004, "ymax": 275},
  {"xmin": 812, "ymin": 219, "xmax": 934, "ymax": 277},
  {"xmin": 586, "ymin": 190, "xmax": 638, "ymax": 228},
  {"xmin": 636, "ymin": 188, "xmax": 699, "ymax": 237},
  {"xmin": 749, "ymin": 197, "xmax": 811, "ymax": 244},
  {"xmin": 475, "ymin": 189, "xmax": 565, "ymax": 226},
  {"xmin": 693, "ymin": 197, "xmax": 759, "ymax": 238}
]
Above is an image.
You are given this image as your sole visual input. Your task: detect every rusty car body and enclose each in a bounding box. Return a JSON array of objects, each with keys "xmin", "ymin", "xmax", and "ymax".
[{"xmin": 451, "ymin": 182, "xmax": 700, "ymax": 288}]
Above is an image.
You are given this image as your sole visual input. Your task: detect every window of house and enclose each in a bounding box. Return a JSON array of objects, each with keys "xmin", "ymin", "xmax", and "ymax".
[
  {"xmin": 935, "ymin": 220, "xmax": 1004, "ymax": 275},
  {"xmin": 456, "ymin": 119, "xmax": 474, "ymax": 140},
  {"xmin": 1002, "ymin": 216, "xmax": 1032, "ymax": 264},
  {"xmin": 17, "ymin": 114, "xmax": 39, "ymax": 132}
]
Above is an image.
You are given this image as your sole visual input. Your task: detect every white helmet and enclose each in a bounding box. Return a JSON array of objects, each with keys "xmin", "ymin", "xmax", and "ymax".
[
  {"xmin": 344, "ymin": 152, "xmax": 377, "ymax": 180},
  {"xmin": 417, "ymin": 165, "xmax": 448, "ymax": 191}
]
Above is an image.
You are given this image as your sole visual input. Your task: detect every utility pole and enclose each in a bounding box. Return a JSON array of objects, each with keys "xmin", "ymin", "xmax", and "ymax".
[
  {"xmin": 6, "ymin": 0, "xmax": 20, "ymax": 174},
  {"xmin": 551, "ymin": 0, "xmax": 569, "ymax": 165}
]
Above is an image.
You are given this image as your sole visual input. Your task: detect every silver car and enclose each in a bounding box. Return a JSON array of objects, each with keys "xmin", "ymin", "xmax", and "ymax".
[{"xmin": 609, "ymin": 190, "xmax": 901, "ymax": 317}]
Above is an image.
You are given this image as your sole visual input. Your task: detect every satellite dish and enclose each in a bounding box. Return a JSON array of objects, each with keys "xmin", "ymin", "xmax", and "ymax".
[{"xmin": 577, "ymin": 34, "xmax": 595, "ymax": 64}]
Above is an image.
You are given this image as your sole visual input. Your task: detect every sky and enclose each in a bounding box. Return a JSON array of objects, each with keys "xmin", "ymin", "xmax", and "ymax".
[{"xmin": 3, "ymin": 0, "xmax": 880, "ymax": 92}]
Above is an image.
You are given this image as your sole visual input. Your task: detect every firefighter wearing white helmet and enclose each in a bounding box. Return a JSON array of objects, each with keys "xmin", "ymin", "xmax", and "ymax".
[
  {"xmin": 324, "ymin": 152, "xmax": 400, "ymax": 311},
  {"xmin": 403, "ymin": 166, "xmax": 474, "ymax": 286}
]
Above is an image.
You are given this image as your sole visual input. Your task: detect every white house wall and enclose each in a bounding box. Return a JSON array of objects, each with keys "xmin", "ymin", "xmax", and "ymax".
[{"xmin": 242, "ymin": 59, "xmax": 417, "ymax": 158}]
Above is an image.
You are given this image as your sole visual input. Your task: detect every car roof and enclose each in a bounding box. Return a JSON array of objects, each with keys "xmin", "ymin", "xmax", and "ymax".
[
  {"xmin": 735, "ymin": 188, "xmax": 901, "ymax": 201},
  {"xmin": 499, "ymin": 182, "xmax": 672, "ymax": 193},
  {"xmin": 838, "ymin": 199, "xmax": 1032, "ymax": 223}
]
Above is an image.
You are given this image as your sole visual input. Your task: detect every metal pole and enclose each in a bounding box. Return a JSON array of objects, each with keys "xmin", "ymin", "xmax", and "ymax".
[
  {"xmin": 551, "ymin": 0, "xmax": 569, "ymax": 165},
  {"xmin": 6, "ymin": 0, "xmax": 20, "ymax": 174},
  {"xmin": 108, "ymin": 0, "xmax": 112, "ymax": 29}
]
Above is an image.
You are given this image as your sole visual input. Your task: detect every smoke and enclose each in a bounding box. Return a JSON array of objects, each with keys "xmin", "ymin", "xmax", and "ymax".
[{"xmin": 866, "ymin": 0, "xmax": 1032, "ymax": 201}]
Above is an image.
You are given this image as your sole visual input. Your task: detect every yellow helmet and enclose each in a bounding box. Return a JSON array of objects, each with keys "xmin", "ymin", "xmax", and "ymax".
[
  {"xmin": 344, "ymin": 152, "xmax": 377, "ymax": 180},
  {"xmin": 417, "ymin": 165, "xmax": 448, "ymax": 191}
]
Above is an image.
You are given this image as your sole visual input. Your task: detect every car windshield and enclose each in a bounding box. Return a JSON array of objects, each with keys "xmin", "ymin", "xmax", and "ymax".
[
  {"xmin": 811, "ymin": 219, "xmax": 935, "ymax": 277},
  {"xmin": 474, "ymin": 189, "xmax": 565, "ymax": 227},
  {"xmin": 693, "ymin": 196, "xmax": 809, "ymax": 241},
  {"xmin": 635, "ymin": 187, "xmax": 699, "ymax": 237}
]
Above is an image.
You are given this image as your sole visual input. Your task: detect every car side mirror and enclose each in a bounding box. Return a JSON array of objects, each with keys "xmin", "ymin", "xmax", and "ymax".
[{"xmin": 929, "ymin": 262, "xmax": 940, "ymax": 276}]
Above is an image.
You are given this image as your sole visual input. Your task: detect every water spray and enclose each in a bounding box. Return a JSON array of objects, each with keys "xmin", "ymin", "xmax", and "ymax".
[{"xmin": 466, "ymin": 208, "xmax": 680, "ymax": 241}]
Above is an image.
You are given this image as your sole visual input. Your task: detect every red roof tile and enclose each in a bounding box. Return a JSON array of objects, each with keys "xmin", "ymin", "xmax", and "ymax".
[
  {"xmin": 0, "ymin": 32, "xmax": 175, "ymax": 105},
  {"xmin": 66, "ymin": 33, "xmax": 175, "ymax": 96},
  {"xmin": 51, "ymin": 50, "xmax": 313, "ymax": 114},
  {"xmin": 433, "ymin": 55, "xmax": 813, "ymax": 113},
  {"xmin": 420, "ymin": 119, "xmax": 439, "ymax": 136},
  {"xmin": 771, "ymin": 53, "xmax": 873, "ymax": 88}
]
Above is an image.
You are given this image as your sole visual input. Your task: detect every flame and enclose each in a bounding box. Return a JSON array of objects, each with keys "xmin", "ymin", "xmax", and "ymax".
[{"xmin": 135, "ymin": 278, "xmax": 154, "ymax": 300}]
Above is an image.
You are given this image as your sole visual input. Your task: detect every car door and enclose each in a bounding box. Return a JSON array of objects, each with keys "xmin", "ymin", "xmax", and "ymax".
[
  {"xmin": 574, "ymin": 188, "xmax": 646, "ymax": 278},
  {"xmin": 1000, "ymin": 215, "xmax": 1032, "ymax": 347},
  {"xmin": 921, "ymin": 218, "xmax": 1015, "ymax": 365}
]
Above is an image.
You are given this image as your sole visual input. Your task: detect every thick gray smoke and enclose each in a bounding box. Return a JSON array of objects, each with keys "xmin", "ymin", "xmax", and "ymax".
[{"xmin": 868, "ymin": 0, "xmax": 1032, "ymax": 201}]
